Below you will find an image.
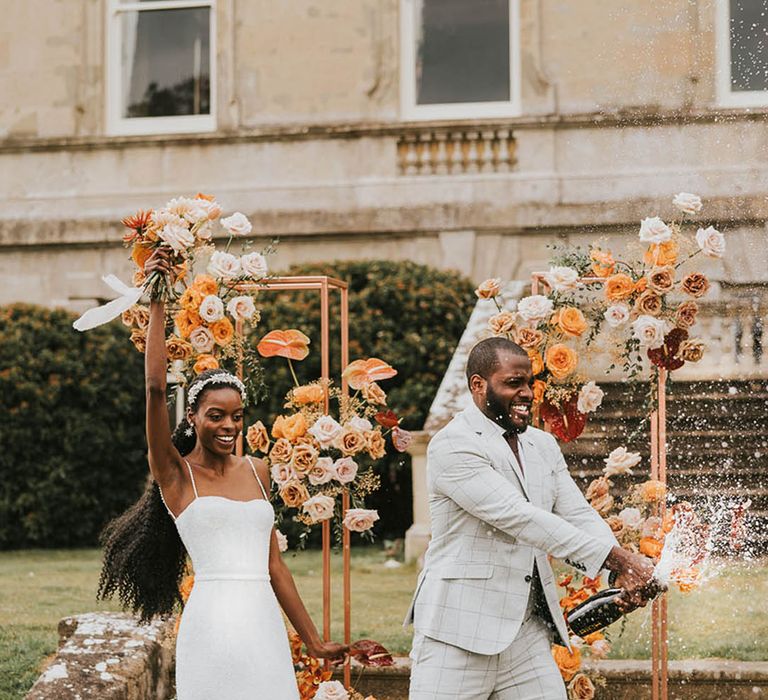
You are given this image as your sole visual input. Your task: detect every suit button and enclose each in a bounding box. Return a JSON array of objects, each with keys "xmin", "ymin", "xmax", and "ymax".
[{"xmin": 524, "ymin": 575, "xmax": 532, "ymax": 583}]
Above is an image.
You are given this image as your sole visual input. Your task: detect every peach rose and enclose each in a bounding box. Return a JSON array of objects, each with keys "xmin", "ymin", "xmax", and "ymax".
[
  {"xmin": 191, "ymin": 274, "xmax": 218, "ymax": 296},
  {"xmin": 475, "ymin": 278, "xmax": 502, "ymax": 299},
  {"xmin": 193, "ymin": 354, "xmax": 218, "ymax": 374},
  {"xmin": 545, "ymin": 344, "xmax": 578, "ymax": 380},
  {"xmin": 290, "ymin": 443, "xmax": 319, "ymax": 477},
  {"xmin": 644, "ymin": 239, "xmax": 679, "ymax": 267},
  {"xmin": 576, "ymin": 381, "xmax": 603, "ymax": 414},
  {"xmin": 121, "ymin": 307, "xmax": 136, "ymax": 327},
  {"xmin": 280, "ymin": 480, "xmax": 310, "ymax": 508},
  {"xmin": 642, "ymin": 516, "xmax": 663, "ymax": 539},
  {"xmin": 361, "ymin": 382, "xmax": 387, "ymax": 405},
  {"xmin": 343, "ymin": 508, "xmax": 380, "ymax": 533},
  {"xmin": 308, "ymin": 457, "xmax": 335, "ymax": 486},
  {"xmin": 695, "ymin": 226, "xmax": 725, "ymax": 258},
  {"xmin": 270, "ymin": 437, "xmax": 294, "ymax": 465},
  {"xmin": 605, "ymin": 516, "xmax": 625, "ymax": 536},
  {"xmin": 681, "ymin": 272, "xmax": 710, "ymax": 298},
  {"xmin": 678, "ymin": 338, "xmax": 706, "ymax": 362},
  {"xmin": 647, "ymin": 266, "xmax": 675, "ymax": 294},
  {"xmin": 585, "ymin": 476, "xmax": 610, "ymax": 501},
  {"xmin": 605, "ymin": 273, "xmax": 635, "ymax": 302},
  {"xmin": 365, "ymin": 430, "xmax": 386, "ymax": 459},
  {"xmin": 552, "ymin": 645, "xmax": 581, "ymax": 682},
  {"xmin": 634, "ymin": 290, "xmax": 662, "ymax": 316},
  {"xmin": 302, "ymin": 494, "xmax": 336, "ymax": 523},
  {"xmin": 226, "ymin": 295, "xmax": 257, "ymax": 321},
  {"xmin": 334, "ymin": 429, "xmax": 367, "ymax": 456},
  {"xmin": 517, "ymin": 295, "xmax": 554, "ymax": 323},
  {"xmin": 590, "ymin": 639, "xmax": 611, "ymax": 660},
  {"xmin": 618, "ymin": 507, "xmax": 643, "ymax": 530},
  {"xmin": 246, "ymin": 421, "xmax": 270, "ymax": 453},
  {"xmin": 639, "ymin": 479, "xmax": 666, "ymax": 503},
  {"xmin": 590, "ymin": 248, "xmax": 615, "ymax": 277},
  {"xmin": 590, "ymin": 492, "xmax": 615, "ymax": 515},
  {"xmin": 273, "ymin": 413, "xmax": 307, "ymax": 443},
  {"xmin": 603, "ymin": 447, "xmax": 641, "ymax": 477},
  {"xmin": 166, "ymin": 336, "xmax": 193, "ymax": 361},
  {"xmin": 555, "ymin": 307, "xmax": 589, "ymax": 337},
  {"xmin": 604, "ymin": 303, "xmax": 631, "ymax": 328},
  {"xmin": 639, "ymin": 216, "xmax": 672, "ymax": 244},
  {"xmin": 132, "ymin": 269, "xmax": 146, "ymax": 286},
  {"xmin": 210, "ymin": 318, "xmax": 235, "ymax": 346},
  {"xmin": 333, "ymin": 457, "xmax": 359, "ymax": 484},
  {"xmin": 308, "ymin": 415, "xmax": 344, "ymax": 447},
  {"xmin": 544, "ymin": 266, "xmax": 580, "ymax": 293},
  {"xmin": 568, "ymin": 672, "xmax": 596, "ymax": 699},
  {"xmin": 515, "ymin": 327, "xmax": 544, "ymax": 350},
  {"xmin": 270, "ymin": 463, "xmax": 297, "ymax": 487},
  {"xmin": 674, "ymin": 301, "xmax": 699, "ymax": 329},
  {"xmin": 532, "ymin": 379, "xmax": 547, "ymax": 405},
  {"xmin": 673, "ymin": 192, "xmax": 703, "ymax": 215},
  {"xmin": 130, "ymin": 329, "xmax": 147, "ymax": 353},
  {"xmin": 489, "ymin": 311, "xmax": 518, "ymax": 336},
  {"xmin": 293, "ymin": 383, "xmax": 325, "ymax": 405},
  {"xmin": 189, "ymin": 326, "xmax": 215, "ymax": 354}
]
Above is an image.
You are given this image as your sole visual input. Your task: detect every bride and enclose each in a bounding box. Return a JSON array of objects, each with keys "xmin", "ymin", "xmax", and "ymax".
[{"xmin": 98, "ymin": 249, "xmax": 346, "ymax": 699}]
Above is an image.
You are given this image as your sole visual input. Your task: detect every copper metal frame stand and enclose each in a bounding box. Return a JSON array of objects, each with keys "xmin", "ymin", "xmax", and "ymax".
[{"xmin": 234, "ymin": 276, "xmax": 352, "ymax": 687}]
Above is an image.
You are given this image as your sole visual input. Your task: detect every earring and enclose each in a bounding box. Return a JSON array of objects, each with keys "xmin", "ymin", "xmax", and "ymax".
[{"xmin": 184, "ymin": 425, "xmax": 195, "ymax": 437}]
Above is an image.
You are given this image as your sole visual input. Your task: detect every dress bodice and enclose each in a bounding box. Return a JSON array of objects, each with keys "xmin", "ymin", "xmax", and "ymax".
[{"xmin": 174, "ymin": 496, "xmax": 274, "ymax": 580}]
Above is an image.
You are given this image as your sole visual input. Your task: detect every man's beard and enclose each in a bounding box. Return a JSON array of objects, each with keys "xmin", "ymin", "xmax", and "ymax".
[{"xmin": 483, "ymin": 386, "xmax": 528, "ymax": 434}]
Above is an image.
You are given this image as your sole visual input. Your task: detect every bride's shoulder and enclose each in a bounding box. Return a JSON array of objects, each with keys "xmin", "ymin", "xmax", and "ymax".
[{"xmin": 242, "ymin": 454, "xmax": 270, "ymax": 481}]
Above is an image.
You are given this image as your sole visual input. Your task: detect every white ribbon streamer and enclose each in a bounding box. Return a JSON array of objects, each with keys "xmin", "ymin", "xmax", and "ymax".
[{"xmin": 72, "ymin": 275, "xmax": 144, "ymax": 331}]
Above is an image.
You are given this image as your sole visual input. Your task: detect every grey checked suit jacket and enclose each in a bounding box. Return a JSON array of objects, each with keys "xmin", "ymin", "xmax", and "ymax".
[{"xmin": 404, "ymin": 402, "xmax": 618, "ymax": 655}]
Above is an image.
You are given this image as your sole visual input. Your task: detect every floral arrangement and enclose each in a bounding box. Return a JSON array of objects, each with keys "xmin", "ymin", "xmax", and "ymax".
[
  {"xmin": 80, "ymin": 193, "xmax": 277, "ymax": 396},
  {"xmin": 246, "ymin": 328, "xmax": 411, "ymax": 539},
  {"xmin": 474, "ymin": 192, "xmax": 725, "ymax": 441}
]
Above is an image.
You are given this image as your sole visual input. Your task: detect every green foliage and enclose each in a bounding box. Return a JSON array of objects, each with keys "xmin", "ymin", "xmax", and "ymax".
[
  {"xmin": 0, "ymin": 304, "xmax": 146, "ymax": 549},
  {"xmin": 252, "ymin": 260, "xmax": 476, "ymax": 538}
]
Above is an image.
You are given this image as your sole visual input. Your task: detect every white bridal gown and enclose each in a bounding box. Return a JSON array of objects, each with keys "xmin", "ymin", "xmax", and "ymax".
[{"xmin": 162, "ymin": 458, "xmax": 299, "ymax": 699}]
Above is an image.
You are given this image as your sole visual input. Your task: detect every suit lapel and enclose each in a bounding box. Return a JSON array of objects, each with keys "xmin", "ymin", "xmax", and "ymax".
[{"xmin": 519, "ymin": 431, "xmax": 543, "ymax": 508}]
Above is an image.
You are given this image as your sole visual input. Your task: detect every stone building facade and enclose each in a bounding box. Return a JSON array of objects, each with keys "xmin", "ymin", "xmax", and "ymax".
[{"xmin": 1, "ymin": 0, "xmax": 766, "ymax": 314}]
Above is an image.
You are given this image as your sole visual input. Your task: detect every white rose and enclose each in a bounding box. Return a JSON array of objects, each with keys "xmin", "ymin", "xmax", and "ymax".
[
  {"xmin": 240, "ymin": 252, "xmax": 268, "ymax": 280},
  {"xmin": 604, "ymin": 447, "xmax": 642, "ymax": 477},
  {"xmin": 695, "ymin": 226, "xmax": 725, "ymax": 258},
  {"xmin": 313, "ymin": 681, "xmax": 349, "ymax": 700},
  {"xmin": 347, "ymin": 415, "xmax": 373, "ymax": 432},
  {"xmin": 517, "ymin": 295, "xmax": 554, "ymax": 323},
  {"xmin": 208, "ymin": 250, "xmax": 242, "ymax": 280},
  {"xmin": 569, "ymin": 635, "xmax": 585, "ymax": 649},
  {"xmin": 672, "ymin": 192, "xmax": 702, "ymax": 215},
  {"xmin": 275, "ymin": 529, "xmax": 288, "ymax": 552},
  {"xmin": 631, "ymin": 315, "xmax": 668, "ymax": 349},
  {"xmin": 604, "ymin": 304, "xmax": 631, "ymax": 328},
  {"xmin": 198, "ymin": 295, "xmax": 225, "ymax": 323},
  {"xmin": 343, "ymin": 508, "xmax": 380, "ymax": 533},
  {"xmin": 150, "ymin": 209, "xmax": 185, "ymax": 230},
  {"xmin": 590, "ymin": 639, "xmax": 611, "ymax": 659},
  {"xmin": 194, "ymin": 196, "xmax": 222, "ymax": 220},
  {"xmin": 308, "ymin": 415, "xmax": 344, "ymax": 448},
  {"xmin": 577, "ymin": 381, "xmax": 604, "ymax": 414},
  {"xmin": 618, "ymin": 507, "xmax": 643, "ymax": 529},
  {"xmin": 166, "ymin": 196, "xmax": 206, "ymax": 224},
  {"xmin": 158, "ymin": 223, "xmax": 195, "ymax": 254},
  {"xmin": 639, "ymin": 216, "xmax": 672, "ymax": 244},
  {"xmin": 270, "ymin": 463, "xmax": 297, "ymax": 486},
  {"xmin": 302, "ymin": 494, "xmax": 336, "ymax": 523},
  {"xmin": 188, "ymin": 326, "xmax": 215, "ymax": 354},
  {"xmin": 544, "ymin": 266, "xmax": 580, "ymax": 293},
  {"xmin": 226, "ymin": 295, "xmax": 257, "ymax": 321},
  {"xmin": 195, "ymin": 220, "xmax": 215, "ymax": 241},
  {"xmin": 642, "ymin": 516, "xmax": 663, "ymax": 539},
  {"xmin": 333, "ymin": 457, "xmax": 358, "ymax": 484},
  {"xmin": 308, "ymin": 457, "xmax": 335, "ymax": 486},
  {"xmin": 221, "ymin": 212, "xmax": 252, "ymax": 237}
]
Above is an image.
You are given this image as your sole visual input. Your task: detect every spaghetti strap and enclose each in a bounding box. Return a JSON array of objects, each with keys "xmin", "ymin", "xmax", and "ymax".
[
  {"xmin": 246, "ymin": 456, "xmax": 269, "ymax": 500},
  {"xmin": 184, "ymin": 459, "xmax": 199, "ymax": 499}
]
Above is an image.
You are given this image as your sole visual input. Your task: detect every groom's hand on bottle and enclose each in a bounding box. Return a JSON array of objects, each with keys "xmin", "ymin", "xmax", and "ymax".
[
  {"xmin": 604, "ymin": 546, "xmax": 661, "ymax": 612},
  {"xmin": 308, "ymin": 640, "xmax": 349, "ymax": 664}
]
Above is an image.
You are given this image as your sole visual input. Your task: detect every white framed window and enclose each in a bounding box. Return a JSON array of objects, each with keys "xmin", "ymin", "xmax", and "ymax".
[
  {"xmin": 106, "ymin": 0, "xmax": 216, "ymax": 136},
  {"xmin": 716, "ymin": 0, "xmax": 768, "ymax": 107},
  {"xmin": 400, "ymin": 0, "xmax": 521, "ymax": 121}
]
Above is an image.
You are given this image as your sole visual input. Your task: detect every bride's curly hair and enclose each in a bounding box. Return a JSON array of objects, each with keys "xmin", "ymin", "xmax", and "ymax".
[{"xmin": 97, "ymin": 370, "xmax": 242, "ymax": 622}]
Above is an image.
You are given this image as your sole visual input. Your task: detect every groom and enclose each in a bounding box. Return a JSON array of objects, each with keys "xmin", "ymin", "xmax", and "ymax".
[{"xmin": 405, "ymin": 337, "xmax": 657, "ymax": 699}]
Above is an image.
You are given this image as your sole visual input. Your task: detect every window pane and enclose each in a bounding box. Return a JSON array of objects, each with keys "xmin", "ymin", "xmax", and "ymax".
[
  {"xmin": 415, "ymin": 0, "xmax": 509, "ymax": 105},
  {"xmin": 120, "ymin": 7, "xmax": 211, "ymax": 118},
  {"xmin": 729, "ymin": 0, "xmax": 768, "ymax": 92}
]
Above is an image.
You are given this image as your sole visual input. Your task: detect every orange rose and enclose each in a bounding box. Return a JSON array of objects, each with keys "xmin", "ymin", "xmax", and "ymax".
[
  {"xmin": 639, "ymin": 479, "xmax": 666, "ymax": 502},
  {"xmin": 532, "ymin": 379, "xmax": 546, "ymax": 405},
  {"xmin": 634, "ymin": 290, "xmax": 662, "ymax": 316},
  {"xmin": 279, "ymin": 480, "xmax": 310, "ymax": 508},
  {"xmin": 130, "ymin": 329, "xmax": 147, "ymax": 353},
  {"xmin": 634, "ymin": 277, "xmax": 648, "ymax": 293},
  {"xmin": 639, "ymin": 536, "xmax": 664, "ymax": 559},
  {"xmin": 246, "ymin": 421, "xmax": 270, "ymax": 453},
  {"xmin": 166, "ymin": 336, "xmax": 193, "ymax": 361},
  {"xmin": 552, "ymin": 645, "xmax": 581, "ymax": 681},
  {"xmin": 681, "ymin": 272, "xmax": 710, "ymax": 298},
  {"xmin": 193, "ymin": 354, "xmax": 219, "ymax": 374},
  {"xmin": 210, "ymin": 318, "xmax": 235, "ymax": 346},
  {"xmin": 568, "ymin": 672, "xmax": 596, "ymax": 700},
  {"xmin": 131, "ymin": 241, "xmax": 153, "ymax": 270},
  {"xmin": 590, "ymin": 248, "xmax": 615, "ymax": 278},
  {"xmin": 270, "ymin": 437, "xmax": 293, "ymax": 464},
  {"xmin": 545, "ymin": 344, "xmax": 578, "ymax": 380},
  {"xmin": 475, "ymin": 278, "xmax": 502, "ymax": 299},
  {"xmin": 604, "ymin": 273, "xmax": 635, "ymax": 302},
  {"xmin": 292, "ymin": 384, "xmax": 325, "ymax": 405},
  {"xmin": 365, "ymin": 430, "xmax": 386, "ymax": 459},
  {"xmin": 133, "ymin": 306, "xmax": 150, "ymax": 330},
  {"xmin": 192, "ymin": 274, "xmax": 218, "ymax": 296},
  {"xmin": 674, "ymin": 301, "xmax": 699, "ymax": 329},
  {"xmin": 515, "ymin": 327, "xmax": 544, "ymax": 350},
  {"xmin": 179, "ymin": 286, "xmax": 204, "ymax": 311},
  {"xmin": 361, "ymin": 382, "xmax": 387, "ymax": 405},
  {"xmin": 174, "ymin": 309, "xmax": 203, "ymax": 339},
  {"xmin": 335, "ymin": 428, "xmax": 368, "ymax": 456},
  {"xmin": 273, "ymin": 413, "xmax": 307, "ymax": 443},
  {"xmin": 528, "ymin": 350, "xmax": 545, "ymax": 376},
  {"xmin": 644, "ymin": 239, "xmax": 679, "ymax": 267},
  {"xmin": 555, "ymin": 307, "xmax": 589, "ymax": 337}
]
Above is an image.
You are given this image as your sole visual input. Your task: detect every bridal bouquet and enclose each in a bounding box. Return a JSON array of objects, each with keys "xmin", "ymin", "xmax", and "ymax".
[
  {"xmin": 247, "ymin": 328, "xmax": 411, "ymax": 540},
  {"xmin": 475, "ymin": 192, "xmax": 725, "ymax": 441}
]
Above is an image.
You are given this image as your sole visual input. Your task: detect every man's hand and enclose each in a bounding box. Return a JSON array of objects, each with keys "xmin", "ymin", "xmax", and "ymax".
[{"xmin": 604, "ymin": 546, "xmax": 664, "ymax": 612}]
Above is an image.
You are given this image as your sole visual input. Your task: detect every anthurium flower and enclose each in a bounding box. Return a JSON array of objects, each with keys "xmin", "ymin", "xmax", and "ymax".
[
  {"xmin": 257, "ymin": 329, "xmax": 310, "ymax": 360},
  {"xmin": 342, "ymin": 358, "xmax": 397, "ymax": 390}
]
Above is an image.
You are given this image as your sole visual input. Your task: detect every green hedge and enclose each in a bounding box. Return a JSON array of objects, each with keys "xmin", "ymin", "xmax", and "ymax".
[
  {"xmin": 253, "ymin": 260, "xmax": 476, "ymax": 538},
  {"xmin": 0, "ymin": 304, "xmax": 146, "ymax": 549}
]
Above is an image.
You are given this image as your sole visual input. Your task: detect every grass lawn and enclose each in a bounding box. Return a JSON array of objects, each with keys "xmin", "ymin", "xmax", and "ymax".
[{"xmin": 1, "ymin": 549, "xmax": 767, "ymax": 698}]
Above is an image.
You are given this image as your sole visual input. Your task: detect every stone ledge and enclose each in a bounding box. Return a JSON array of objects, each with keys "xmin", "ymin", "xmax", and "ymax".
[{"xmin": 26, "ymin": 612, "xmax": 175, "ymax": 700}]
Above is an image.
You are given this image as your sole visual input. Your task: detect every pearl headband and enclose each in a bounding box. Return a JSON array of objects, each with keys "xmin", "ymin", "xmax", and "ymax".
[{"xmin": 187, "ymin": 372, "xmax": 247, "ymax": 407}]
